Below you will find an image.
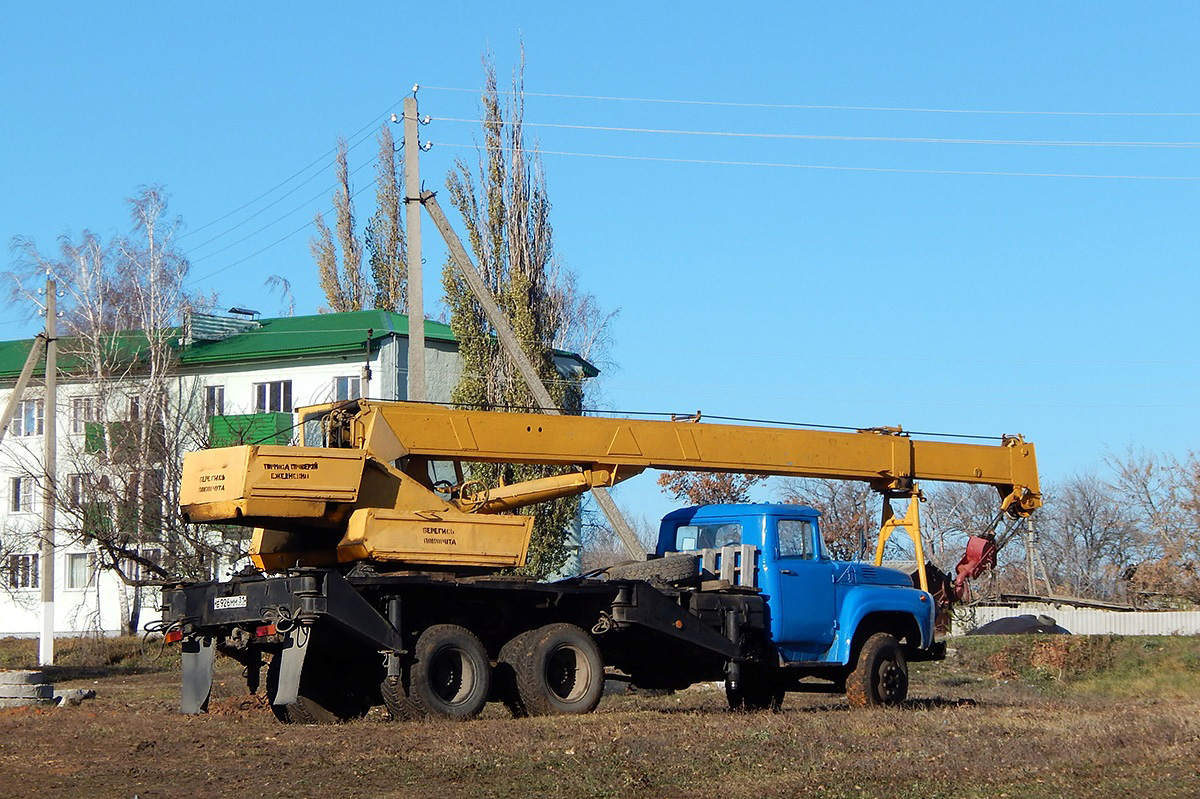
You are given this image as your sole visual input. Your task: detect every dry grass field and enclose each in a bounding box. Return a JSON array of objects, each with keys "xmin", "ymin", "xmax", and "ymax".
[{"xmin": 0, "ymin": 635, "xmax": 1197, "ymax": 799}]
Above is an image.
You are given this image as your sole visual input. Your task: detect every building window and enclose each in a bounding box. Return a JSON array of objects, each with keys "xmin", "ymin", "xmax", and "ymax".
[
  {"xmin": 254, "ymin": 381, "xmax": 292, "ymax": 413},
  {"xmin": 205, "ymin": 385, "xmax": 225, "ymax": 417},
  {"xmin": 66, "ymin": 552, "xmax": 97, "ymax": 590},
  {"xmin": 128, "ymin": 395, "xmax": 141, "ymax": 422},
  {"xmin": 71, "ymin": 396, "xmax": 97, "ymax": 434},
  {"xmin": 66, "ymin": 473, "xmax": 85, "ymax": 507},
  {"xmin": 120, "ymin": 548, "xmax": 162, "ymax": 583},
  {"xmin": 10, "ymin": 476, "xmax": 37, "ymax": 513},
  {"xmin": 11, "ymin": 399, "xmax": 43, "ymax": 437},
  {"xmin": 334, "ymin": 376, "xmax": 361, "ymax": 402},
  {"xmin": 8, "ymin": 553, "xmax": 38, "ymax": 589}
]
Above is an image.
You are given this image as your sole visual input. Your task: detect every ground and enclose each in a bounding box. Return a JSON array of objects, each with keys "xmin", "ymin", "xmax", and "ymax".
[{"xmin": 0, "ymin": 635, "xmax": 1197, "ymax": 799}]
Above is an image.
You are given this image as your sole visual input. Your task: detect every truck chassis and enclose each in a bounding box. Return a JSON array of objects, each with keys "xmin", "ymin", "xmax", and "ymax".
[{"xmin": 164, "ymin": 563, "xmax": 937, "ymax": 722}]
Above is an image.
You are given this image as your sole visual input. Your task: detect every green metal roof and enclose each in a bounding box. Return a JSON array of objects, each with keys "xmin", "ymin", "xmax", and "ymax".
[
  {"xmin": 178, "ymin": 310, "xmax": 456, "ymax": 366},
  {"xmin": 0, "ymin": 310, "xmax": 599, "ymax": 379}
]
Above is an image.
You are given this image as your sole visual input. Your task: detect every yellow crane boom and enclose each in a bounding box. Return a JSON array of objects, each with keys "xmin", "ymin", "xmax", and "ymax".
[{"xmin": 179, "ymin": 400, "xmax": 1039, "ymax": 574}]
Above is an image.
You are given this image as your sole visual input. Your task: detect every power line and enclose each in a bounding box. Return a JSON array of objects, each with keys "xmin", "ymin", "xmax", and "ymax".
[
  {"xmin": 186, "ymin": 122, "xmax": 379, "ymax": 253},
  {"xmin": 188, "ymin": 154, "xmax": 379, "ymax": 266},
  {"xmin": 436, "ymin": 141, "xmax": 1200, "ymax": 182},
  {"xmin": 424, "ymin": 86, "xmax": 1200, "ymax": 118},
  {"xmin": 179, "ymin": 96, "xmax": 406, "ymax": 241},
  {"xmin": 433, "ymin": 116, "xmax": 1200, "ymax": 149},
  {"xmin": 186, "ymin": 169, "xmax": 378, "ymax": 285}
]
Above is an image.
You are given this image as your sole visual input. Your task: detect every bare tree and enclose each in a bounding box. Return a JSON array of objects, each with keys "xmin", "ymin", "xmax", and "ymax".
[
  {"xmin": 658, "ymin": 472, "xmax": 768, "ymax": 507},
  {"xmin": 1106, "ymin": 449, "xmax": 1199, "ymax": 603},
  {"xmin": 778, "ymin": 478, "xmax": 877, "ymax": 560},
  {"xmin": 1037, "ymin": 472, "xmax": 1138, "ymax": 600},
  {"xmin": 580, "ymin": 510, "xmax": 657, "ymax": 572},
  {"xmin": 6, "ymin": 187, "xmax": 239, "ymax": 632}
]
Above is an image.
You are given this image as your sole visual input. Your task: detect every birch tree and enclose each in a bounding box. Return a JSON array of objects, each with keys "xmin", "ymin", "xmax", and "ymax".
[{"xmin": 6, "ymin": 187, "xmax": 235, "ymax": 632}]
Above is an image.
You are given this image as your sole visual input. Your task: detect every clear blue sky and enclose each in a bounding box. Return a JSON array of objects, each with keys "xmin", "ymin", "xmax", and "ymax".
[{"xmin": 2, "ymin": 4, "xmax": 1198, "ymax": 526}]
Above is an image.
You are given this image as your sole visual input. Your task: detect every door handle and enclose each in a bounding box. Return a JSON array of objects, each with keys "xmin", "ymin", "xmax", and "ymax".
[{"xmin": 780, "ymin": 569, "xmax": 797, "ymax": 576}]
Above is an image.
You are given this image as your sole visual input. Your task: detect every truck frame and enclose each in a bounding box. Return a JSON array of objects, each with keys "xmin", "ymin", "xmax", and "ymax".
[{"xmin": 162, "ymin": 400, "xmax": 1040, "ymax": 722}]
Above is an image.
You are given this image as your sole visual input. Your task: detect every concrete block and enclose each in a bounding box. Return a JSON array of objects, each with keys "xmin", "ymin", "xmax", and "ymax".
[
  {"xmin": 0, "ymin": 670, "xmax": 47, "ymax": 685},
  {"xmin": 0, "ymin": 683, "xmax": 54, "ymax": 699}
]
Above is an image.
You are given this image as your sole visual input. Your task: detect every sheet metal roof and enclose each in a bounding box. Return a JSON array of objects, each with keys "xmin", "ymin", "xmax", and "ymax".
[{"xmin": 0, "ymin": 310, "xmax": 598, "ymax": 378}]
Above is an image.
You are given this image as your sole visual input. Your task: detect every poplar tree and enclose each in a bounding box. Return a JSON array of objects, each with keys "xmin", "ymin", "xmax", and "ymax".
[
  {"xmin": 312, "ymin": 127, "xmax": 408, "ymax": 313},
  {"xmin": 311, "ymin": 138, "xmax": 368, "ymax": 312},
  {"xmin": 442, "ymin": 53, "xmax": 587, "ymax": 577},
  {"xmin": 365, "ymin": 123, "xmax": 407, "ymax": 312}
]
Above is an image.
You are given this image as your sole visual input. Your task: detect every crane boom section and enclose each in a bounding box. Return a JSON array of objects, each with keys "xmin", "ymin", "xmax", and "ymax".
[{"xmin": 356, "ymin": 402, "xmax": 1040, "ymax": 514}]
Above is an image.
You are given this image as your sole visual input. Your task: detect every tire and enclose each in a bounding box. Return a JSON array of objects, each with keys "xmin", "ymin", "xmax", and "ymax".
[
  {"xmin": 845, "ymin": 632, "xmax": 908, "ymax": 708},
  {"xmin": 266, "ymin": 653, "xmax": 371, "ymax": 725},
  {"xmin": 509, "ymin": 623, "xmax": 604, "ymax": 716},
  {"xmin": 380, "ymin": 676, "xmax": 421, "ymax": 722},
  {"xmin": 604, "ymin": 553, "xmax": 699, "ymax": 584},
  {"xmin": 405, "ymin": 624, "xmax": 491, "ymax": 720},
  {"xmin": 496, "ymin": 629, "xmax": 540, "ymax": 718},
  {"xmin": 725, "ymin": 670, "xmax": 785, "ymax": 712}
]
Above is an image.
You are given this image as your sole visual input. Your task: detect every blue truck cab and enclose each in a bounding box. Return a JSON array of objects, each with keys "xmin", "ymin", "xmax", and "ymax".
[{"xmin": 654, "ymin": 503, "xmax": 941, "ymax": 705}]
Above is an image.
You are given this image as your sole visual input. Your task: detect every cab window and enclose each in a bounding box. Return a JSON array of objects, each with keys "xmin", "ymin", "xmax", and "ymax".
[
  {"xmin": 675, "ymin": 522, "xmax": 742, "ymax": 551},
  {"xmin": 777, "ymin": 519, "xmax": 815, "ymax": 559}
]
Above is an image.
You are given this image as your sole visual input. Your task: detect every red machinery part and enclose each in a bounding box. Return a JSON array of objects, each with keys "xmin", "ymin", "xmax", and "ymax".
[{"xmin": 953, "ymin": 535, "xmax": 997, "ymax": 600}]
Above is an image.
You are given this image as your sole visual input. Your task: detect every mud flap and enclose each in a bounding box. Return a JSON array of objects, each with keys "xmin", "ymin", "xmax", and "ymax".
[
  {"xmin": 181, "ymin": 636, "xmax": 216, "ymax": 714},
  {"xmin": 271, "ymin": 627, "xmax": 311, "ymax": 707}
]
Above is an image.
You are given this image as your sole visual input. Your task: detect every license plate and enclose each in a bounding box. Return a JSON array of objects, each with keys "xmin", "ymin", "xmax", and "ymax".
[{"xmin": 213, "ymin": 595, "xmax": 248, "ymax": 610}]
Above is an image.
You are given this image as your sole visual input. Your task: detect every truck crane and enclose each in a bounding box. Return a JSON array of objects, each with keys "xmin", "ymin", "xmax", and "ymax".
[{"xmin": 163, "ymin": 399, "xmax": 1040, "ymax": 723}]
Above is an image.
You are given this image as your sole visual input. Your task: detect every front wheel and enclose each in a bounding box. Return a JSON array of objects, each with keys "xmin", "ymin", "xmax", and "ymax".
[{"xmin": 845, "ymin": 632, "xmax": 908, "ymax": 708}]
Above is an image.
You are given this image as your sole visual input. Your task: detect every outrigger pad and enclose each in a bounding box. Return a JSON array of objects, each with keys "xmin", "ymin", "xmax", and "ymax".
[
  {"xmin": 181, "ymin": 636, "xmax": 216, "ymax": 714},
  {"xmin": 272, "ymin": 628, "xmax": 311, "ymax": 707}
]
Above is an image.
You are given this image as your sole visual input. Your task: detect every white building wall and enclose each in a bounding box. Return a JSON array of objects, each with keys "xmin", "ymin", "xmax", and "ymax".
[
  {"xmin": 0, "ymin": 346, "xmax": 427, "ymax": 637},
  {"xmin": 0, "ymin": 330, "xmax": 586, "ymax": 637}
]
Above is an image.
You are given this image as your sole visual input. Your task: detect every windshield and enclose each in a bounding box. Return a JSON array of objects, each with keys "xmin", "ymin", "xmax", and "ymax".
[{"xmin": 674, "ymin": 522, "xmax": 742, "ymax": 551}]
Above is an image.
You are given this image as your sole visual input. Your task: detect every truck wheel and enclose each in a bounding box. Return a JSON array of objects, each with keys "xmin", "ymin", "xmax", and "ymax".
[
  {"xmin": 510, "ymin": 623, "xmax": 605, "ymax": 716},
  {"xmin": 406, "ymin": 624, "xmax": 491, "ymax": 720},
  {"xmin": 266, "ymin": 655, "xmax": 370, "ymax": 724},
  {"xmin": 496, "ymin": 629, "xmax": 540, "ymax": 717},
  {"xmin": 845, "ymin": 632, "xmax": 908, "ymax": 708},
  {"xmin": 725, "ymin": 671, "xmax": 785, "ymax": 712}
]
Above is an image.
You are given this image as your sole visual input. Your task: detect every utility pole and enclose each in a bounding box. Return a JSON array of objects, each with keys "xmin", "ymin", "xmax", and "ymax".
[
  {"xmin": 402, "ymin": 92, "xmax": 427, "ymax": 402},
  {"xmin": 39, "ymin": 278, "xmax": 57, "ymax": 666},
  {"xmin": 423, "ymin": 192, "xmax": 646, "ymax": 561}
]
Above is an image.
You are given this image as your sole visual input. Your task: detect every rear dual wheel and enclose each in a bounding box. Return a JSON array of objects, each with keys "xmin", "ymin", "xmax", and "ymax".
[
  {"xmin": 385, "ymin": 624, "xmax": 492, "ymax": 721},
  {"xmin": 498, "ymin": 623, "xmax": 605, "ymax": 717}
]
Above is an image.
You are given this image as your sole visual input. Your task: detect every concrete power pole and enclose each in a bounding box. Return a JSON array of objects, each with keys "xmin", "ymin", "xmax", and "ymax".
[
  {"xmin": 39, "ymin": 278, "xmax": 57, "ymax": 666},
  {"xmin": 423, "ymin": 193, "xmax": 646, "ymax": 561},
  {"xmin": 402, "ymin": 94, "xmax": 427, "ymax": 402}
]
